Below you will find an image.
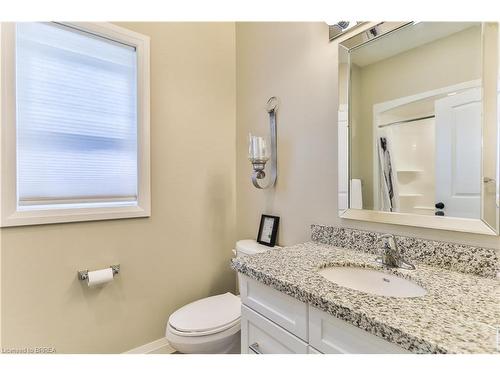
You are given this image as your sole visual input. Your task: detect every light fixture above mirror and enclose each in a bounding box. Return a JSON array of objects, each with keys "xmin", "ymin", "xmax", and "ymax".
[{"xmin": 326, "ymin": 21, "xmax": 365, "ymax": 41}]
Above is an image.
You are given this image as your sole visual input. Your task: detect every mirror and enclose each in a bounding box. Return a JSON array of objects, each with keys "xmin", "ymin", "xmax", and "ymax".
[{"xmin": 338, "ymin": 22, "xmax": 499, "ymax": 235}]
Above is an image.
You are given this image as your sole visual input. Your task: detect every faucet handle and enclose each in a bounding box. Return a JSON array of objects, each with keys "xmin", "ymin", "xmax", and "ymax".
[
  {"xmin": 375, "ymin": 233, "xmax": 416, "ymax": 270},
  {"xmin": 377, "ymin": 233, "xmax": 395, "ymax": 240},
  {"xmin": 376, "ymin": 238, "xmax": 390, "ymax": 254},
  {"xmin": 377, "ymin": 233, "xmax": 396, "ymax": 250}
]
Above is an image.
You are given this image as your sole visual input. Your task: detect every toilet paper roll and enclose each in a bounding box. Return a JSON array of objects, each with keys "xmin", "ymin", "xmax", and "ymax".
[{"xmin": 87, "ymin": 268, "xmax": 114, "ymax": 288}]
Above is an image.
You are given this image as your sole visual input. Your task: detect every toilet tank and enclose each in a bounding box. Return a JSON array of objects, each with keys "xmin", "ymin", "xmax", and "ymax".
[
  {"xmin": 233, "ymin": 240, "xmax": 279, "ymax": 294},
  {"xmin": 234, "ymin": 239, "xmax": 277, "ymax": 257}
]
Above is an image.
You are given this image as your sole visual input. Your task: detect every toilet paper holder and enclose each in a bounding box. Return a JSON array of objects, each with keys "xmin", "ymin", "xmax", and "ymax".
[{"xmin": 77, "ymin": 264, "xmax": 120, "ymax": 281}]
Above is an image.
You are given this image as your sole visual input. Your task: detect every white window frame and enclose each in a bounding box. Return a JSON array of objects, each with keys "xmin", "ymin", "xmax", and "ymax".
[{"xmin": 0, "ymin": 22, "xmax": 151, "ymax": 227}]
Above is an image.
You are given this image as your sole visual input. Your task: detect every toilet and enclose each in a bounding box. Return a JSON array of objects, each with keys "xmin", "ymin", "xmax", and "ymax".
[{"xmin": 165, "ymin": 239, "xmax": 273, "ymax": 354}]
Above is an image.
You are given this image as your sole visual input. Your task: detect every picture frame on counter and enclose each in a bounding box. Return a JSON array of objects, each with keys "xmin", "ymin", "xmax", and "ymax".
[{"xmin": 257, "ymin": 214, "xmax": 279, "ymax": 247}]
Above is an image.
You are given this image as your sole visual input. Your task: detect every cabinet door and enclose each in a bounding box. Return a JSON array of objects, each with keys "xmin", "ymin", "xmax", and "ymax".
[
  {"xmin": 308, "ymin": 306, "xmax": 409, "ymax": 354},
  {"xmin": 241, "ymin": 305, "xmax": 308, "ymax": 354},
  {"xmin": 239, "ymin": 274, "xmax": 308, "ymax": 340}
]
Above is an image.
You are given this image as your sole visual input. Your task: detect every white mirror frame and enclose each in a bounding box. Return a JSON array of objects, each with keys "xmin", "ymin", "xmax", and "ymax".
[{"xmin": 337, "ymin": 22, "xmax": 499, "ymax": 236}]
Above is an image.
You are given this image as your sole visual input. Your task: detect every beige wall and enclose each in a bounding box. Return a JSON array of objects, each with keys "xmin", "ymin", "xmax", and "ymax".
[
  {"xmin": 0, "ymin": 22, "xmax": 236, "ymax": 353},
  {"xmin": 236, "ymin": 22, "xmax": 338, "ymax": 246},
  {"xmin": 235, "ymin": 22, "xmax": 500, "ymax": 250}
]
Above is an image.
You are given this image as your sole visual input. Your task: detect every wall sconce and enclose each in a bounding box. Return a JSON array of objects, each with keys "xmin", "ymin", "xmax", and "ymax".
[
  {"xmin": 248, "ymin": 96, "xmax": 278, "ymax": 189},
  {"xmin": 327, "ymin": 21, "xmax": 364, "ymax": 41}
]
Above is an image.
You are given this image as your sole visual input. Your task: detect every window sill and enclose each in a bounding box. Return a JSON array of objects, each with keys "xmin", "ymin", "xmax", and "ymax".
[{"xmin": 1, "ymin": 203, "xmax": 150, "ymax": 227}]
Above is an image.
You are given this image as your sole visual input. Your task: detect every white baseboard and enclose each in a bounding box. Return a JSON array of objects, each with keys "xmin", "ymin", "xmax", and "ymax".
[{"xmin": 124, "ymin": 337, "xmax": 175, "ymax": 354}]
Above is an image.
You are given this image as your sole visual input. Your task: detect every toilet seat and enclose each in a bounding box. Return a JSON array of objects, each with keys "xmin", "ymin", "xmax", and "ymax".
[
  {"xmin": 166, "ymin": 319, "xmax": 241, "ymax": 354},
  {"xmin": 168, "ymin": 292, "xmax": 241, "ymax": 337},
  {"xmin": 167, "ymin": 318, "xmax": 240, "ymax": 337},
  {"xmin": 166, "ymin": 292, "xmax": 242, "ymax": 354}
]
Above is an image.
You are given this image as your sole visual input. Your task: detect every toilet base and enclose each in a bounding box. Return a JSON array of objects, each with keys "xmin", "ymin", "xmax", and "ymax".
[{"xmin": 166, "ymin": 322, "xmax": 241, "ymax": 354}]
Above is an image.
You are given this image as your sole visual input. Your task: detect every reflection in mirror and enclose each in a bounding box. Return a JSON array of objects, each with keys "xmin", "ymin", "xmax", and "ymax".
[{"xmin": 338, "ymin": 22, "xmax": 499, "ymax": 234}]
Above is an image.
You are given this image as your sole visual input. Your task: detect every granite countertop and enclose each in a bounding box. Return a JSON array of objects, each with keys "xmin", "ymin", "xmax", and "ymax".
[{"xmin": 231, "ymin": 242, "xmax": 500, "ymax": 354}]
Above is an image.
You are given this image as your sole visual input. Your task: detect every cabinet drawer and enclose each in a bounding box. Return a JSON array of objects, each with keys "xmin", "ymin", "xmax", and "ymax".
[
  {"xmin": 241, "ymin": 305, "xmax": 308, "ymax": 354},
  {"xmin": 238, "ymin": 274, "xmax": 308, "ymax": 340},
  {"xmin": 309, "ymin": 306, "xmax": 409, "ymax": 354}
]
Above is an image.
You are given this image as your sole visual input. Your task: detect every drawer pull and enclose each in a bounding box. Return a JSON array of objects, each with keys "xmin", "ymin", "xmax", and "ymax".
[{"xmin": 249, "ymin": 343, "xmax": 262, "ymax": 354}]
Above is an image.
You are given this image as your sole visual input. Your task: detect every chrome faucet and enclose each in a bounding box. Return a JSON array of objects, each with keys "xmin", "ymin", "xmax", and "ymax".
[{"xmin": 376, "ymin": 234, "xmax": 415, "ymax": 270}]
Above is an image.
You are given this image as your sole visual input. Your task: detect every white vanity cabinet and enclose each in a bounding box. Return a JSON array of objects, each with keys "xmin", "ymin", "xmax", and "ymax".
[
  {"xmin": 239, "ymin": 274, "xmax": 409, "ymax": 354},
  {"xmin": 308, "ymin": 306, "xmax": 409, "ymax": 353},
  {"xmin": 241, "ymin": 305, "xmax": 309, "ymax": 354}
]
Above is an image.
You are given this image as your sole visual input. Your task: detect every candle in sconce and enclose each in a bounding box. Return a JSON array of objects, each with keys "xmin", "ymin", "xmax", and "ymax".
[
  {"xmin": 248, "ymin": 96, "xmax": 278, "ymax": 189},
  {"xmin": 248, "ymin": 133, "xmax": 269, "ymax": 161}
]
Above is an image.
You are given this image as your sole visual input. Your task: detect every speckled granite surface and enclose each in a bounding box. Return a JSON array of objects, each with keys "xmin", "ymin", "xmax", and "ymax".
[
  {"xmin": 231, "ymin": 242, "xmax": 500, "ymax": 353},
  {"xmin": 311, "ymin": 224, "xmax": 500, "ymax": 278}
]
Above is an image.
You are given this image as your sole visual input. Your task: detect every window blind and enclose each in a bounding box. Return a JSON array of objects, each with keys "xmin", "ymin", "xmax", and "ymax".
[{"xmin": 16, "ymin": 22, "xmax": 138, "ymax": 207}]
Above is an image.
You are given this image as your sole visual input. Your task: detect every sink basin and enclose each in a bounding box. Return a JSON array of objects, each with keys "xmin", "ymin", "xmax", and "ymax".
[{"xmin": 318, "ymin": 266, "xmax": 426, "ymax": 298}]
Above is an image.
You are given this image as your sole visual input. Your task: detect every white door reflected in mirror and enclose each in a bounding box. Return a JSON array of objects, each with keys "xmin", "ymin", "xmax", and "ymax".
[{"xmin": 435, "ymin": 88, "xmax": 482, "ymax": 219}]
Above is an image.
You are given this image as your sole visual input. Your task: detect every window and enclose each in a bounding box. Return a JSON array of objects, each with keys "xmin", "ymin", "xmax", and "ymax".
[{"xmin": 0, "ymin": 22, "xmax": 150, "ymax": 226}]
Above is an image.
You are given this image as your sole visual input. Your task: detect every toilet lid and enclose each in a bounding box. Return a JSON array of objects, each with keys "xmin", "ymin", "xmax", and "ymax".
[
  {"xmin": 236, "ymin": 239, "xmax": 272, "ymax": 256},
  {"xmin": 169, "ymin": 292, "xmax": 241, "ymax": 334}
]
